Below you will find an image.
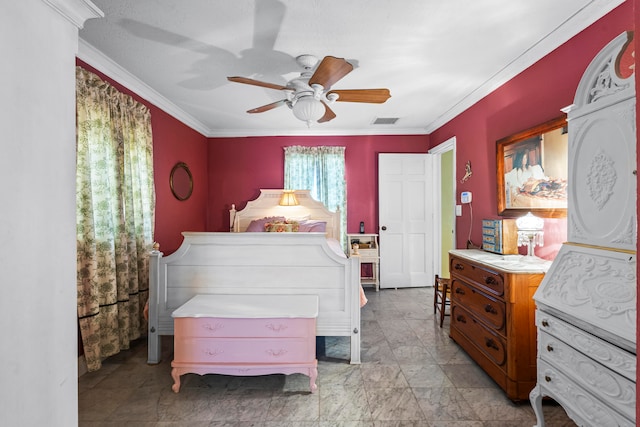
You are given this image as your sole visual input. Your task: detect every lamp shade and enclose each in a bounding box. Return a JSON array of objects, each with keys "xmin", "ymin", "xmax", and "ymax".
[
  {"xmin": 516, "ymin": 212, "xmax": 544, "ymax": 231},
  {"xmin": 279, "ymin": 190, "xmax": 299, "ymax": 206},
  {"xmin": 292, "ymin": 96, "xmax": 325, "ymax": 126}
]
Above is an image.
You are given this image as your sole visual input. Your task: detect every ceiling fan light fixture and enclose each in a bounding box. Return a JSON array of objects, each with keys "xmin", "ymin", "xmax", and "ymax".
[
  {"xmin": 296, "ymin": 54, "xmax": 319, "ymax": 70},
  {"xmin": 326, "ymin": 92, "xmax": 339, "ymax": 103},
  {"xmin": 292, "ymin": 96, "xmax": 325, "ymax": 126}
]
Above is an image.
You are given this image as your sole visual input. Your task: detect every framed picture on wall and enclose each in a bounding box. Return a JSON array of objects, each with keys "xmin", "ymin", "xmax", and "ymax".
[{"xmin": 497, "ymin": 115, "xmax": 568, "ymax": 218}]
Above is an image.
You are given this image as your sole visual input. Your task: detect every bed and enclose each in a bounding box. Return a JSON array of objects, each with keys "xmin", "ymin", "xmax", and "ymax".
[{"xmin": 147, "ymin": 189, "xmax": 363, "ymax": 365}]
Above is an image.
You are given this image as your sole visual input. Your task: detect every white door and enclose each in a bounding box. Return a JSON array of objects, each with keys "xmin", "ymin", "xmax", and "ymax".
[{"xmin": 378, "ymin": 153, "xmax": 434, "ymax": 288}]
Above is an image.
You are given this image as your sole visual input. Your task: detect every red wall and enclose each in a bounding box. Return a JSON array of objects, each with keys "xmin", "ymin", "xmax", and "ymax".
[
  {"xmin": 206, "ymin": 135, "xmax": 429, "ymax": 233},
  {"xmin": 429, "ymin": 1, "xmax": 634, "ymax": 260},
  {"xmin": 76, "ymin": 60, "xmax": 209, "ymax": 255}
]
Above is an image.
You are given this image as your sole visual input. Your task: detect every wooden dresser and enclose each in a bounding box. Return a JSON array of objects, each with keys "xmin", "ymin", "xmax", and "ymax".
[
  {"xmin": 171, "ymin": 294, "xmax": 319, "ymax": 393},
  {"xmin": 449, "ymin": 249, "xmax": 550, "ymax": 401}
]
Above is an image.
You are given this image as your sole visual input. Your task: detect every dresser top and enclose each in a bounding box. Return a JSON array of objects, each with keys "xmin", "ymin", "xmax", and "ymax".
[
  {"xmin": 450, "ymin": 249, "xmax": 551, "ymax": 273},
  {"xmin": 172, "ymin": 294, "xmax": 319, "ymax": 319}
]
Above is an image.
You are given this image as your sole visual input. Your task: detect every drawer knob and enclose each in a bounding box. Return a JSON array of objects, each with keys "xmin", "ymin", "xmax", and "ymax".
[
  {"xmin": 266, "ymin": 348, "xmax": 288, "ymax": 357},
  {"xmin": 485, "ymin": 338, "xmax": 499, "ymax": 350},
  {"xmin": 541, "ymin": 320, "xmax": 549, "ymax": 328},
  {"xmin": 455, "ymin": 287, "xmax": 465, "ymax": 295},
  {"xmin": 265, "ymin": 323, "xmax": 288, "ymax": 333},
  {"xmin": 546, "ymin": 345, "xmax": 554, "ymax": 352},
  {"xmin": 544, "ymin": 375, "xmax": 552, "ymax": 383},
  {"xmin": 454, "ymin": 263, "xmax": 464, "ymax": 270},
  {"xmin": 484, "ymin": 304, "xmax": 497, "ymax": 314},
  {"xmin": 455, "ymin": 315, "xmax": 467, "ymax": 323},
  {"xmin": 484, "ymin": 276, "xmax": 497, "ymax": 285}
]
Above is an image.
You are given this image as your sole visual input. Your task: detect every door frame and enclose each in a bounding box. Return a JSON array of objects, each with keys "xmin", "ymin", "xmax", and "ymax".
[{"xmin": 428, "ymin": 136, "xmax": 457, "ymax": 278}]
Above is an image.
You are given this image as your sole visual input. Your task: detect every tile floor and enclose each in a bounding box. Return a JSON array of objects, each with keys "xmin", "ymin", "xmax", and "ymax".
[{"xmin": 78, "ymin": 286, "xmax": 576, "ymax": 426}]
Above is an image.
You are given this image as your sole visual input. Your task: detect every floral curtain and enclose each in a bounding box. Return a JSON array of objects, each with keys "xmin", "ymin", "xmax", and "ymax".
[
  {"xmin": 76, "ymin": 67, "xmax": 155, "ymax": 372},
  {"xmin": 284, "ymin": 146, "xmax": 346, "ymax": 247}
]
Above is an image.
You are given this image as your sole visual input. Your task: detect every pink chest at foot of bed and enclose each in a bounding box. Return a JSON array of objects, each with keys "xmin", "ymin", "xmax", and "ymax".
[{"xmin": 170, "ymin": 294, "xmax": 319, "ymax": 393}]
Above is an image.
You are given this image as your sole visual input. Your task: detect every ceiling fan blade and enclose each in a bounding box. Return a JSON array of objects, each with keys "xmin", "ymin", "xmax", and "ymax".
[
  {"xmin": 328, "ymin": 89, "xmax": 391, "ymax": 104},
  {"xmin": 247, "ymin": 100, "xmax": 287, "ymax": 114},
  {"xmin": 309, "ymin": 56, "xmax": 354, "ymax": 89},
  {"xmin": 318, "ymin": 102, "xmax": 336, "ymax": 123},
  {"xmin": 227, "ymin": 76, "xmax": 291, "ymax": 91}
]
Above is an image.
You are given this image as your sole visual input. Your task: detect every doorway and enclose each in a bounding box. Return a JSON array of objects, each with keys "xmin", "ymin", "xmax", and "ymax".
[
  {"xmin": 429, "ymin": 137, "xmax": 457, "ymax": 279},
  {"xmin": 378, "ymin": 153, "xmax": 435, "ymax": 288}
]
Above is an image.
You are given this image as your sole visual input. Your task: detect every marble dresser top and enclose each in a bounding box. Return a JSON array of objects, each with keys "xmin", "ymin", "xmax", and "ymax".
[{"xmin": 450, "ymin": 249, "xmax": 552, "ymax": 273}]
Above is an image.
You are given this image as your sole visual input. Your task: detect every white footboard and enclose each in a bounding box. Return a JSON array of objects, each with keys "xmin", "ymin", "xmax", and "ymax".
[{"xmin": 148, "ymin": 232, "xmax": 361, "ymax": 364}]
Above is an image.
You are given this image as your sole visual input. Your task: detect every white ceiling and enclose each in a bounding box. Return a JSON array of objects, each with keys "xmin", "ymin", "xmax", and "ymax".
[{"xmin": 78, "ymin": 0, "xmax": 623, "ymax": 137}]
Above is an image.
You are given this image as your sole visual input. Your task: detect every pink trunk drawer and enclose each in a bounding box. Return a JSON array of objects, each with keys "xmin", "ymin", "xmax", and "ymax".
[
  {"xmin": 174, "ymin": 337, "xmax": 314, "ymax": 364},
  {"xmin": 174, "ymin": 317, "xmax": 313, "ymax": 338}
]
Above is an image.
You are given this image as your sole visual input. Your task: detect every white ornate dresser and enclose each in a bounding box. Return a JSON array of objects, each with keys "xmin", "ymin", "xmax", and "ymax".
[{"xmin": 530, "ymin": 32, "xmax": 636, "ymax": 426}]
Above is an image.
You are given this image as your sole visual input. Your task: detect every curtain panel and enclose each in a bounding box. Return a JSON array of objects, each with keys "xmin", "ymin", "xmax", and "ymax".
[
  {"xmin": 76, "ymin": 67, "xmax": 155, "ymax": 372},
  {"xmin": 284, "ymin": 145, "xmax": 347, "ymax": 247}
]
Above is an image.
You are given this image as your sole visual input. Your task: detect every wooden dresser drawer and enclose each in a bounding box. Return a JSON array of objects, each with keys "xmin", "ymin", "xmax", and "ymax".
[
  {"xmin": 450, "ymin": 256, "xmax": 504, "ymax": 296},
  {"xmin": 451, "ymin": 305, "xmax": 506, "ymax": 367},
  {"xmin": 174, "ymin": 317, "xmax": 312, "ymax": 338},
  {"xmin": 174, "ymin": 337, "xmax": 314, "ymax": 364},
  {"xmin": 451, "ymin": 279, "xmax": 505, "ymax": 331}
]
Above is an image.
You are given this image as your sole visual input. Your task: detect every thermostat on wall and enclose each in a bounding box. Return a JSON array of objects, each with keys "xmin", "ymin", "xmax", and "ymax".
[{"xmin": 461, "ymin": 191, "xmax": 472, "ymax": 204}]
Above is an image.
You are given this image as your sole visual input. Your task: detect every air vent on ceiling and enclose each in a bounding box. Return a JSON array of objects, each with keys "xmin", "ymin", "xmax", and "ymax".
[{"xmin": 372, "ymin": 117, "xmax": 399, "ymax": 125}]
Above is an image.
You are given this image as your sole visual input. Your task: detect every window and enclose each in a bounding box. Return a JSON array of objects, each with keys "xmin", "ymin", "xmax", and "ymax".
[{"xmin": 284, "ymin": 146, "xmax": 346, "ymax": 246}]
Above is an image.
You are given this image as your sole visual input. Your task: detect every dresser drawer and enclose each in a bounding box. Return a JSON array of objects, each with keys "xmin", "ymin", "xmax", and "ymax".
[
  {"xmin": 358, "ymin": 248, "xmax": 378, "ymax": 258},
  {"xmin": 451, "ymin": 279, "xmax": 505, "ymax": 331},
  {"xmin": 450, "ymin": 257, "xmax": 504, "ymax": 296},
  {"xmin": 174, "ymin": 317, "xmax": 313, "ymax": 338},
  {"xmin": 538, "ymin": 331, "xmax": 635, "ymax": 420},
  {"xmin": 174, "ymin": 337, "xmax": 314, "ymax": 364},
  {"xmin": 451, "ymin": 305, "xmax": 506, "ymax": 367},
  {"xmin": 535, "ymin": 311, "xmax": 635, "ymax": 382},
  {"xmin": 537, "ymin": 359, "xmax": 634, "ymax": 427}
]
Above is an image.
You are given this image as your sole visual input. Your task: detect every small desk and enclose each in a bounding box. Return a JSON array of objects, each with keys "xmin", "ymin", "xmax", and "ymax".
[
  {"xmin": 347, "ymin": 233, "xmax": 380, "ymax": 291},
  {"xmin": 171, "ymin": 294, "xmax": 318, "ymax": 393}
]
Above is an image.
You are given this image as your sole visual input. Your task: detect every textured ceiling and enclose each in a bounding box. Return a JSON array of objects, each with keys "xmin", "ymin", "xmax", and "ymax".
[{"xmin": 78, "ymin": 0, "xmax": 623, "ymax": 137}]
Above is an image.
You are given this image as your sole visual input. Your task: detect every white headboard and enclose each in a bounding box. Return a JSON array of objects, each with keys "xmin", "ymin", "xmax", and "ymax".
[{"xmin": 230, "ymin": 189, "xmax": 341, "ymax": 240}]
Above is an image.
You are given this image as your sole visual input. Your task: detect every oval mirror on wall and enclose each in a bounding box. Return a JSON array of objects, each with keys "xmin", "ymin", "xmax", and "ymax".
[{"xmin": 170, "ymin": 162, "xmax": 193, "ymax": 201}]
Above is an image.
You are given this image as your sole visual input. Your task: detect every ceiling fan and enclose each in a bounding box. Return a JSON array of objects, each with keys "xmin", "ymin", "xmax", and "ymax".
[{"xmin": 227, "ymin": 55, "xmax": 391, "ymax": 126}]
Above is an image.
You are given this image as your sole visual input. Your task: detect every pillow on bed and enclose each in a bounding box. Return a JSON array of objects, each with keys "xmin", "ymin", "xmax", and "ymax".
[
  {"xmin": 265, "ymin": 220, "xmax": 299, "ymax": 232},
  {"xmin": 246, "ymin": 216, "xmax": 285, "ymax": 232},
  {"xmin": 286, "ymin": 214, "xmax": 311, "ymax": 222},
  {"xmin": 297, "ymin": 220, "xmax": 327, "ymax": 232}
]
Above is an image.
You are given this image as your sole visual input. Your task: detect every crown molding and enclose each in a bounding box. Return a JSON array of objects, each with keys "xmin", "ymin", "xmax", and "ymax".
[
  {"xmin": 42, "ymin": 0, "xmax": 103, "ymax": 29},
  {"xmin": 204, "ymin": 126, "xmax": 429, "ymax": 138},
  {"xmin": 424, "ymin": 0, "xmax": 625, "ymax": 133},
  {"xmin": 77, "ymin": 38, "xmax": 211, "ymax": 136},
  {"xmin": 76, "ymin": 40, "xmax": 427, "ymax": 138},
  {"xmin": 76, "ymin": 0, "xmax": 623, "ymax": 138}
]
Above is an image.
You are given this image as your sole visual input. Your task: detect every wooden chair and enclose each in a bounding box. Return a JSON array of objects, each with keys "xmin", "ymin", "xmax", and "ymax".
[{"xmin": 433, "ymin": 274, "xmax": 451, "ymax": 327}]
